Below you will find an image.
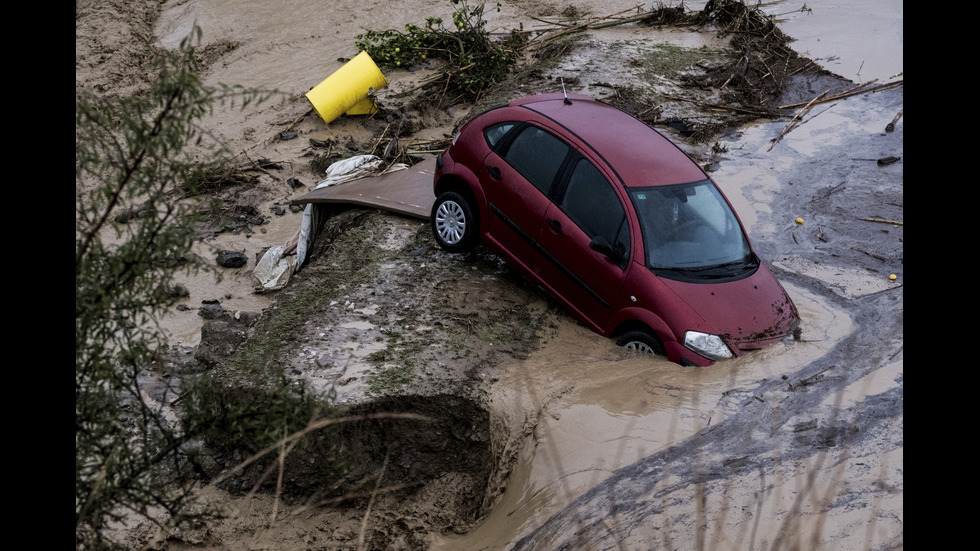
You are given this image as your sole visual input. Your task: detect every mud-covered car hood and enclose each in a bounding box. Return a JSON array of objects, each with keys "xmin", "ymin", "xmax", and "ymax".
[{"xmin": 659, "ymin": 263, "xmax": 799, "ymax": 354}]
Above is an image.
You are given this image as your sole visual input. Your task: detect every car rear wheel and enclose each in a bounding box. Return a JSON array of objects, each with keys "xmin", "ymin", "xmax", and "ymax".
[
  {"xmin": 616, "ymin": 330, "xmax": 666, "ymax": 356},
  {"xmin": 432, "ymin": 191, "xmax": 478, "ymax": 253}
]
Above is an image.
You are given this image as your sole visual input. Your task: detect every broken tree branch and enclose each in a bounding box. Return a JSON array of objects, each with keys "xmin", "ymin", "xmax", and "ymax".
[
  {"xmin": 779, "ymin": 80, "xmax": 901, "ymax": 110},
  {"xmin": 522, "ymin": 7, "xmax": 647, "ymax": 50},
  {"xmin": 768, "ymin": 89, "xmax": 828, "ymax": 151},
  {"xmin": 662, "ymin": 94, "xmax": 772, "ymax": 116}
]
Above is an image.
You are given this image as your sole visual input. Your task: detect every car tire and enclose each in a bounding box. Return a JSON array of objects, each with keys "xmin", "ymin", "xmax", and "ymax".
[
  {"xmin": 616, "ymin": 330, "xmax": 666, "ymax": 356},
  {"xmin": 432, "ymin": 191, "xmax": 478, "ymax": 253}
]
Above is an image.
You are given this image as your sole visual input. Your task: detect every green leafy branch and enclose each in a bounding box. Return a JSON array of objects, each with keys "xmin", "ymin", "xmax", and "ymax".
[{"xmin": 352, "ymin": 0, "xmax": 521, "ymax": 98}]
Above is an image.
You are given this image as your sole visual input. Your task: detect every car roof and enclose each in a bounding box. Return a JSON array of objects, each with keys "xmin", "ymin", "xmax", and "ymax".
[{"xmin": 508, "ymin": 93, "xmax": 707, "ymax": 188}]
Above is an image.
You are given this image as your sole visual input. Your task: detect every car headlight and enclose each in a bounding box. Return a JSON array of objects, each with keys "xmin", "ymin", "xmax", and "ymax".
[{"xmin": 684, "ymin": 331, "xmax": 734, "ymax": 361}]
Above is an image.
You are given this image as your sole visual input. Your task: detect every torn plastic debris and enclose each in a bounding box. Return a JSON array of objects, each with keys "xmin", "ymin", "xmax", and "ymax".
[
  {"xmin": 317, "ymin": 154, "xmax": 386, "ymax": 188},
  {"xmin": 305, "ymin": 51, "xmax": 388, "ymax": 125},
  {"xmin": 252, "ymin": 245, "xmax": 295, "ymax": 293}
]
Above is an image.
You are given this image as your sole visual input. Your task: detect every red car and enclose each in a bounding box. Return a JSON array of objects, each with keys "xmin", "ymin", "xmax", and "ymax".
[{"xmin": 431, "ymin": 93, "xmax": 799, "ymax": 366}]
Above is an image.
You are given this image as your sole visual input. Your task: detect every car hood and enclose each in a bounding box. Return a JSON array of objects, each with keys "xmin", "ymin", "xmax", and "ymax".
[{"xmin": 658, "ymin": 264, "xmax": 799, "ymax": 353}]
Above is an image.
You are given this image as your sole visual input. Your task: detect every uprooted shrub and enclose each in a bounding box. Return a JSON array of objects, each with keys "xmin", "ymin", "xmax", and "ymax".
[{"xmin": 352, "ymin": 0, "xmax": 523, "ymax": 100}]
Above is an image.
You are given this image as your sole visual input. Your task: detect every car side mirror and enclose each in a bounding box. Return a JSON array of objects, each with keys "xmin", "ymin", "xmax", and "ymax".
[{"xmin": 590, "ymin": 236, "xmax": 624, "ymax": 263}]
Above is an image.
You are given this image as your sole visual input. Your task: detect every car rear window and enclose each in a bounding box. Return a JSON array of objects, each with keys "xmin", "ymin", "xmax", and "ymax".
[
  {"xmin": 503, "ymin": 126, "xmax": 569, "ymax": 195},
  {"xmin": 484, "ymin": 122, "xmax": 517, "ymax": 148}
]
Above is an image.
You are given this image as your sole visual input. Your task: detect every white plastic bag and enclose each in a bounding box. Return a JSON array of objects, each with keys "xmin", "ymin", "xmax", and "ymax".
[{"xmin": 252, "ymin": 246, "xmax": 294, "ymax": 292}]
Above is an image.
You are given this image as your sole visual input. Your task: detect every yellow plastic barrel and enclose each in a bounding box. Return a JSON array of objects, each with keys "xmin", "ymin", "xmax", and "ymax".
[{"xmin": 305, "ymin": 51, "xmax": 388, "ymax": 124}]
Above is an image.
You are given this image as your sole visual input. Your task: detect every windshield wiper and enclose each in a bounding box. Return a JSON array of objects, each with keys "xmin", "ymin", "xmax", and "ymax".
[
  {"xmin": 652, "ymin": 256, "xmax": 758, "ymax": 278},
  {"xmin": 712, "ymin": 256, "xmax": 758, "ymax": 273}
]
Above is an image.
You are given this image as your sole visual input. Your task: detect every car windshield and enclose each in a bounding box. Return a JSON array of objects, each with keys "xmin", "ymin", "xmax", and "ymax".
[{"xmin": 630, "ymin": 180, "xmax": 756, "ymax": 278}]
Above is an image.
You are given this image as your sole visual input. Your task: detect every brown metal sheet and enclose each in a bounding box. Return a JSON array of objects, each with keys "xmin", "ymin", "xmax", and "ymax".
[{"xmin": 290, "ymin": 156, "xmax": 436, "ymax": 220}]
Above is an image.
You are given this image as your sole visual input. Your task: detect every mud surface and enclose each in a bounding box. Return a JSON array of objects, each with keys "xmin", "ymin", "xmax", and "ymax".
[{"xmin": 77, "ymin": 0, "xmax": 903, "ymax": 549}]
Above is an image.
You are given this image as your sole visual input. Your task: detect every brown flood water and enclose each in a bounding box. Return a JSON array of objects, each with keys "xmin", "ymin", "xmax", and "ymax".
[{"xmin": 431, "ymin": 281, "xmax": 851, "ymax": 550}]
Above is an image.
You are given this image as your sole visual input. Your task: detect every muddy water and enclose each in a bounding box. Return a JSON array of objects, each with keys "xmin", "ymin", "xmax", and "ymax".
[
  {"xmin": 431, "ymin": 281, "xmax": 850, "ymax": 550},
  {"xmin": 156, "ymin": 207, "xmax": 302, "ymax": 346},
  {"xmin": 770, "ymin": 0, "xmax": 903, "ymax": 84}
]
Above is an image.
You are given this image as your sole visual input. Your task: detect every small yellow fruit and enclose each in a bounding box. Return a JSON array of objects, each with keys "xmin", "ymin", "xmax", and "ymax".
[
  {"xmin": 795, "ymin": 217, "xmax": 804, "ymax": 225},
  {"xmin": 889, "ymin": 274, "xmax": 897, "ymax": 280}
]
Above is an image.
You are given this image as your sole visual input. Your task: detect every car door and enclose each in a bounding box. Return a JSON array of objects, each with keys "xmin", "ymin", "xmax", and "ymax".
[
  {"xmin": 480, "ymin": 124, "xmax": 571, "ymax": 272},
  {"xmin": 534, "ymin": 155, "xmax": 631, "ymax": 330}
]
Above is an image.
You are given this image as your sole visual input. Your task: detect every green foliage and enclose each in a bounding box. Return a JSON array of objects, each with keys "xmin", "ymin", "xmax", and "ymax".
[
  {"xmin": 75, "ymin": 28, "xmax": 277, "ymax": 548},
  {"xmin": 354, "ymin": 0, "xmax": 520, "ymax": 98}
]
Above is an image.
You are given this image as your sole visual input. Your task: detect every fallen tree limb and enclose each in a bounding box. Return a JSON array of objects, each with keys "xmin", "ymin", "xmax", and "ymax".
[
  {"xmin": 779, "ymin": 79, "xmax": 902, "ymax": 109},
  {"xmin": 768, "ymin": 89, "xmax": 828, "ymax": 151},
  {"xmin": 522, "ymin": 6, "xmax": 648, "ymax": 50},
  {"xmin": 662, "ymin": 94, "xmax": 773, "ymax": 116}
]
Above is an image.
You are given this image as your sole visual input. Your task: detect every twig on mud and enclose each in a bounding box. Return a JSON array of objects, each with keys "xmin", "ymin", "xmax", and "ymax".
[
  {"xmin": 527, "ymin": 15, "xmax": 575, "ymax": 28},
  {"xmin": 240, "ymin": 150, "xmax": 284, "ymax": 176},
  {"xmin": 890, "ymin": 345, "xmax": 903, "ymax": 361},
  {"xmin": 811, "ymin": 182, "xmax": 846, "ymax": 201},
  {"xmin": 859, "ymin": 217, "xmax": 903, "ymax": 226},
  {"xmin": 522, "ymin": 7, "xmax": 647, "ymax": 50},
  {"xmin": 756, "ymin": 51, "xmax": 775, "ymax": 83},
  {"xmin": 886, "ymin": 109, "xmax": 903, "ymax": 132},
  {"xmin": 284, "ymin": 107, "xmax": 314, "ymax": 133},
  {"xmin": 853, "ymin": 247, "xmax": 886, "ymax": 262},
  {"xmin": 779, "ymin": 79, "xmax": 902, "ymax": 110},
  {"xmin": 661, "ymin": 94, "xmax": 772, "ymax": 116},
  {"xmin": 789, "ymin": 58, "xmax": 818, "ymax": 76},
  {"xmin": 370, "ymin": 123, "xmax": 391, "ymax": 157},
  {"xmin": 720, "ymin": 56, "xmax": 748, "ymax": 89},
  {"xmin": 768, "ymin": 89, "xmax": 828, "ymax": 151},
  {"xmin": 788, "ymin": 365, "xmax": 835, "ymax": 391},
  {"xmin": 451, "ymin": 315, "xmax": 477, "ymax": 333}
]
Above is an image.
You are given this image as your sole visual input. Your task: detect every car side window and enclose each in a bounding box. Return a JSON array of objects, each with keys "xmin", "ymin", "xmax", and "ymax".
[
  {"xmin": 561, "ymin": 158, "xmax": 630, "ymax": 256},
  {"xmin": 503, "ymin": 125, "xmax": 570, "ymax": 195},
  {"xmin": 484, "ymin": 122, "xmax": 517, "ymax": 148}
]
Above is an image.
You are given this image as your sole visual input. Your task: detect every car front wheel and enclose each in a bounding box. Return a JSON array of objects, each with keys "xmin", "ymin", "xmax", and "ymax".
[
  {"xmin": 616, "ymin": 330, "xmax": 666, "ymax": 356},
  {"xmin": 432, "ymin": 191, "xmax": 478, "ymax": 253}
]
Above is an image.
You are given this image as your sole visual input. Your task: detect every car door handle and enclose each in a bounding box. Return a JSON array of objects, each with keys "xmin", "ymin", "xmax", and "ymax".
[
  {"xmin": 547, "ymin": 219, "xmax": 563, "ymax": 234},
  {"xmin": 487, "ymin": 166, "xmax": 502, "ymax": 180}
]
